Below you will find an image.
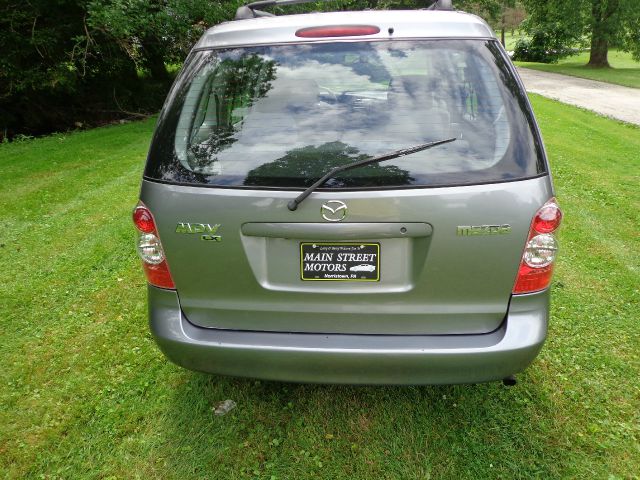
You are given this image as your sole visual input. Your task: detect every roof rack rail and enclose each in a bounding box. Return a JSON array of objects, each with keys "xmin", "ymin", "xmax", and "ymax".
[
  {"xmin": 234, "ymin": 0, "xmax": 453, "ymax": 21},
  {"xmin": 427, "ymin": 0, "xmax": 453, "ymax": 10},
  {"xmin": 235, "ymin": 0, "xmax": 330, "ymax": 20}
]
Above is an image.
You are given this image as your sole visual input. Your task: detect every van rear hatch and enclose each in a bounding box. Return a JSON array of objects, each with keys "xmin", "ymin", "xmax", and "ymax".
[{"xmin": 142, "ymin": 39, "xmax": 549, "ymax": 335}]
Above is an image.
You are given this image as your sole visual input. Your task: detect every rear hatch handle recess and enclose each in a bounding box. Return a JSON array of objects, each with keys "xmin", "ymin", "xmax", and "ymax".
[{"xmin": 287, "ymin": 138, "xmax": 457, "ymax": 211}]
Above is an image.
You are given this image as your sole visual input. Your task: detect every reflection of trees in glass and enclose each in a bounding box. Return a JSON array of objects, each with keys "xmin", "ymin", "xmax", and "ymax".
[
  {"xmin": 346, "ymin": 54, "xmax": 390, "ymax": 84},
  {"xmin": 244, "ymin": 142, "xmax": 414, "ymax": 188},
  {"xmin": 188, "ymin": 127, "xmax": 236, "ymax": 172},
  {"xmin": 218, "ymin": 54, "xmax": 277, "ymax": 121},
  {"xmin": 387, "ymin": 48, "xmax": 408, "ymax": 59},
  {"xmin": 187, "ymin": 54, "xmax": 277, "ymax": 172}
]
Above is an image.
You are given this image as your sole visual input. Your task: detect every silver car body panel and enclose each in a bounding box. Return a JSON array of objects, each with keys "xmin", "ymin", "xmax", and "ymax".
[
  {"xmin": 194, "ymin": 10, "xmax": 495, "ymax": 50},
  {"xmin": 149, "ymin": 284, "xmax": 549, "ymax": 384},
  {"xmin": 141, "ymin": 176, "xmax": 551, "ymax": 335}
]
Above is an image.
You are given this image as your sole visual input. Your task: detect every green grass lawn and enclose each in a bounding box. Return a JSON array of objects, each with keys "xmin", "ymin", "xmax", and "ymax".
[
  {"xmin": 1, "ymin": 101, "xmax": 639, "ymax": 479},
  {"xmin": 515, "ymin": 49, "xmax": 640, "ymax": 89}
]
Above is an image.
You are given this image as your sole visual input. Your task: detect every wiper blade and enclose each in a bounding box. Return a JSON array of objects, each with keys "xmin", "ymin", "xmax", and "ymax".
[{"xmin": 287, "ymin": 137, "xmax": 457, "ymax": 211}]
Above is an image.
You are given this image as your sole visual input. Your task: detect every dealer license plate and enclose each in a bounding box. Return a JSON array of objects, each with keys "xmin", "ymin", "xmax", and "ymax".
[{"xmin": 300, "ymin": 242, "xmax": 380, "ymax": 281}]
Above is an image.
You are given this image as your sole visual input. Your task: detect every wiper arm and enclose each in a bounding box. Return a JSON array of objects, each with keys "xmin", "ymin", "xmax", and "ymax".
[{"xmin": 287, "ymin": 137, "xmax": 457, "ymax": 211}]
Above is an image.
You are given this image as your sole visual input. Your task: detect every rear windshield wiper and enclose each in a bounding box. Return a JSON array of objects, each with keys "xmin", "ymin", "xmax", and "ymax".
[{"xmin": 287, "ymin": 137, "xmax": 457, "ymax": 211}]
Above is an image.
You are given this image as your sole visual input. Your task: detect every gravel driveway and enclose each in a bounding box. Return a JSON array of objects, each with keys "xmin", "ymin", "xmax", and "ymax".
[{"xmin": 517, "ymin": 67, "xmax": 640, "ymax": 126}]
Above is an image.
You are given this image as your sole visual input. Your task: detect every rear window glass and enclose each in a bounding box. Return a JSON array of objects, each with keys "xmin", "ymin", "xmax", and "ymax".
[{"xmin": 146, "ymin": 40, "xmax": 545, "ymax": 188}]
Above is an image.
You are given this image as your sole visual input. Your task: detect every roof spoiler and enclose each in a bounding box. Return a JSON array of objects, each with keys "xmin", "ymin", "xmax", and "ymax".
[{"xmin": 235, "ymin": 0, "xmax": 453, "ymax": 20}]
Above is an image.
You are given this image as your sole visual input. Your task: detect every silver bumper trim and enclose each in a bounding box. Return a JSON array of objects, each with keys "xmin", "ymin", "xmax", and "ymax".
[{"xmin": 149, "ymin": 286, "xmax": 548, "ymax": 384}]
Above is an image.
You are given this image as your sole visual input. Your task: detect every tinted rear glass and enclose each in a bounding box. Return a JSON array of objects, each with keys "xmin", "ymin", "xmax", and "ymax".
[{"xmin": 146, "ymin": 40, "xmax": 545, "ymax": 188}]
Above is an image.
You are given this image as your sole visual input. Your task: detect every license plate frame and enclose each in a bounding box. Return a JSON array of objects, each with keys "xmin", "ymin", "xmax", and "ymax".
[{"xmin": 300, "ymin": 242, "xmax": 380, "ymax": 282}]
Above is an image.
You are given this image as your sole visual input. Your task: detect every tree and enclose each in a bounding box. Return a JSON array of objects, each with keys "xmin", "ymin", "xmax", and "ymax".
[
  {"xmin": 521, "ymin": 0, "xmax": 640, "ymax": 67},
  {"xmin": 0, "ymin": 0, "xmax": 140, "ymax": 137},
  {"xmin": 0, "ymin": 0, "xmax": 231, "ymax": 138},
  {"xmin": 86, "ymin": 0, "xmax": 232, "ymax": 83},
  {"xmin": 497, "ymin": 2, "xmax": 526, "ymax": 47}
]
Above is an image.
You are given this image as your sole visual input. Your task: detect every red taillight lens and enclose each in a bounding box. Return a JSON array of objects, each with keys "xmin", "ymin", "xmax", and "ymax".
[
  {"xmin": 513, "ymin": 263, "xmax": 554, "ymax": 294},
  {"xmin": 133, "ymin": 205, "xmax": 156, "ymax": 233},
  {"xmin": 513, "ymin": 198, "xmax": 562, "ymax": 294},
  {"xmin": 532, "ymin": 200, "xmax": 562, "ymax": 233},
  {"xmin": 142, "ymin": 261, "xmax": 175, "ymax": 290},
  {"xmin": 295, "ymin": 25, "xmax": 380, "ymax": 38},
  {"xmin": 132, "ymin": 202, "xmax": 175, "ymax": 289}
]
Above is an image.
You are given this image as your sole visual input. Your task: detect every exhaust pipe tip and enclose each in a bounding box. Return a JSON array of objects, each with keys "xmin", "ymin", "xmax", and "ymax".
[{"xmin": 502, "ymin": 375, "xmax": 517, "ymax": 386}]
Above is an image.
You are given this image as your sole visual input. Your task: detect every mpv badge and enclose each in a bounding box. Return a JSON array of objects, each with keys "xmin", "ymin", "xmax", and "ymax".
[
  {"xmin": 175, "ymin": 222, "xmax": 222, "ymax": 242},
  {"xmin": 321, "ymin": 201, "xmax": 347, "ymax": 222}
]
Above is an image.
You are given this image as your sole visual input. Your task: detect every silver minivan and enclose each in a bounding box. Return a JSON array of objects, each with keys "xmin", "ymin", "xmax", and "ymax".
[{"xmin": 133, "ymin": 0, "xmax": 562, "ymax": 384}]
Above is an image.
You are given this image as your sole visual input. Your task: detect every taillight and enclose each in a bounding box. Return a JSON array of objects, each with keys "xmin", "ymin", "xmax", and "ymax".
[
  {"xmin": 295, "ymin": 25, "xmax": 380, "ymax": 38},
  {"xmin": 532, "ymin": 201, "xmax": 563, "ymax": 233},
  {"xmin": 132, "ymin": 202, "xmax": 175, "ymax": 289},
  {"xmin": 133, "ymin": 206, "xmax": 155, "ymax": 233},
  {"xmin": 137, "ymin": 233, "xmax": 165, "ymax": 265},
  {"xmin": 513, "ymin": 198, "xmax": 562, "ymax": 294}
]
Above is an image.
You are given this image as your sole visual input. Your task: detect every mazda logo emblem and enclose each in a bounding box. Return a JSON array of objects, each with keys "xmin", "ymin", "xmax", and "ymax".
[{"xmin": 321, "ymin": 200, "xmax": 347, "ymax": 222}]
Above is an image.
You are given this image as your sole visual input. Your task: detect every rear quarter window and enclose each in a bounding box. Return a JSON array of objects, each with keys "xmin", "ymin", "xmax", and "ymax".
[{"xmin": 146, "ymin": 39, "xmax": 546, "ymax": 189}]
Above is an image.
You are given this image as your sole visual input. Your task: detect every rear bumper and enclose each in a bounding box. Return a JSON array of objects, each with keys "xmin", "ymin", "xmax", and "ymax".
[{"xmin": 149, "ymin": 286, "xmax": 549, "ymax": 384}]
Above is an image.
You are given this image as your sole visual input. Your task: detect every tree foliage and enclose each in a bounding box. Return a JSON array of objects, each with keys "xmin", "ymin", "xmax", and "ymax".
[
  {"xmin": 519, "ymin": 0, "xmax": 640, "ymax": 66},
  {"xmin": 0, "ymin": 0, "xmax": 233, "ymax": 138}
]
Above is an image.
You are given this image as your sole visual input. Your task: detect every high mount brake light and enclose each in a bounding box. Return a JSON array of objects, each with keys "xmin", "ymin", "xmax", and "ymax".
[
  {"xmin": 295, "ymin": 25, "xmax": 380, "ymax": 38},
  {"xmin": 132, "ymin": 202, "xmax": 175, "ymax": 289},
  {"xmin": 513, "ymin": 198, "xmax": 562, "ymax": 294}
]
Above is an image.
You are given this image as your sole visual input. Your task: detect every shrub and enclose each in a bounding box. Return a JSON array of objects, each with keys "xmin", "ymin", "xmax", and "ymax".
[{"xmin": 512, "ymin": 28, "xmax": 576, "ymax": 63}]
